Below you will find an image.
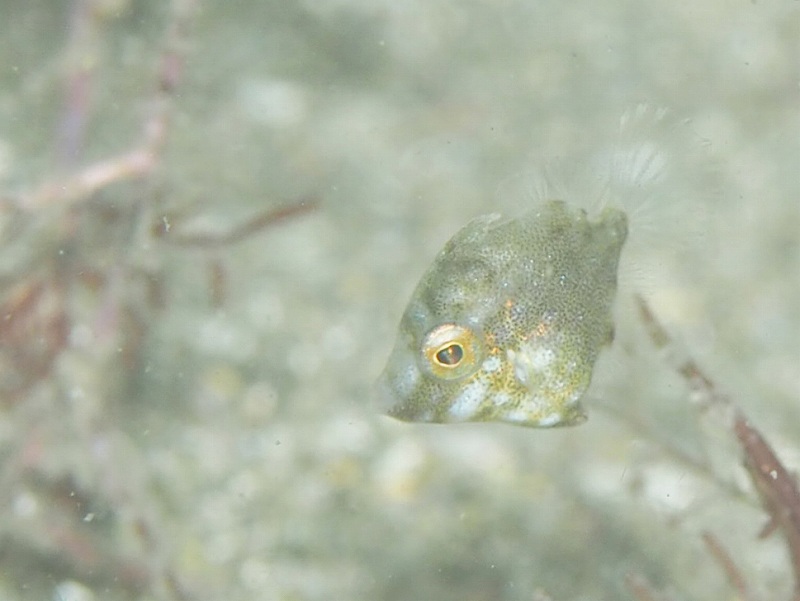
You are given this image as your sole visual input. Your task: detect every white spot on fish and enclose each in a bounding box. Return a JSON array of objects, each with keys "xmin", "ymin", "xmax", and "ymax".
[
  {"xmin": 514, "ymin": 342, "xmax": 556, "ymax": 373},
  {"xmin": 537, "ymin": 412, "xmax": 563, "ymax": 427},
  {"xmin": 481, "ymin": 355, "xmax": 501, "ymax": 373},
  {"xmin": 502, "ymin": 409, "xmax": 535, "ymax": 424},
  {"xmin": 529, "ymin": 346, "xmax": 555, "ymax": 371},
  {"xmin": 507, "ymin": 349, "xmax": 530, "ymax": 386},
  {"xmin": 492, "ymin": 391, "xmax": 511, "ymax": 407},
  {"xmin": 448, "ymin": 380, "xmax": 487, "ymax": 420}
]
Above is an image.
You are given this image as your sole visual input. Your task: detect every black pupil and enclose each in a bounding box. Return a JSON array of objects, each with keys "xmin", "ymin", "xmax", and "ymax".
[{"xmin": 436, "ymin": 344, "xmax": 464, "ymax": 366}]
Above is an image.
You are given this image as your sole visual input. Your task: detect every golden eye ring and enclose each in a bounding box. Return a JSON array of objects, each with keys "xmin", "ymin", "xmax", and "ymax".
[{"xmin": 420, "ymin": 323, "xmax": 483, "ymax": 380}]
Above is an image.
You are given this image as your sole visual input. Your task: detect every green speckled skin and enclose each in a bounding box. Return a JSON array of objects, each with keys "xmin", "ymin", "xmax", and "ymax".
[{"xmin": 379, "ymin": 200, "xmax": 627, "ymax": 428}]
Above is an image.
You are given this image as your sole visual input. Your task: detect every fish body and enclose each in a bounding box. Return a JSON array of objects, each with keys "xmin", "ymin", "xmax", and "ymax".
[{"xmin": 378, "ymin": 199, "xmax": 627, "ymax": 428}]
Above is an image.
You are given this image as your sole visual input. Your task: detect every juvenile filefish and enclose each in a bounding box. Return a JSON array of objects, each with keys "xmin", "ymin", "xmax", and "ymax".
[
  {"xmin": 378, "ymin": 106, "xmax": 708, "ymax": 428},
  {"xmin": 378, "ymin": 200, "xmax": 626, "ymax": 428}
]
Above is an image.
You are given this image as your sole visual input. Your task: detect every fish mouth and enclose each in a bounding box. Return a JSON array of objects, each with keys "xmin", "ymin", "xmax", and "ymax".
[
  {"xmin": 384, "ymin": 402, "xmax": 434, "ymax": 424},
  {"xmin": 375, "ymin": 361, "xmax": 449, "ymax": 424},
  {"xmin": 374, "ymin": 372, "xmax": 401, "ymax": 416},
  {"xmin": 375, "ymin": 379, "xmax": 432, "ymax": 424}
]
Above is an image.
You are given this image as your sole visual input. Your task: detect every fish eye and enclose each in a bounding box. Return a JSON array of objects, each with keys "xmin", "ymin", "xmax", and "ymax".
[
  {"xmin": 435, "ymin": 343, "xmax": 464, "ymax": 366},
  {"xmin": 420, "ymin": 323, "xmax": 482, "ymax": 380}
]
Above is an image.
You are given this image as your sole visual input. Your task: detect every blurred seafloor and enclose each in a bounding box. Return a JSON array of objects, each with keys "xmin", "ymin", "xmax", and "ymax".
[{"xmin": 0, "ymin": 1, "xmax": 798, "ymax": 600}]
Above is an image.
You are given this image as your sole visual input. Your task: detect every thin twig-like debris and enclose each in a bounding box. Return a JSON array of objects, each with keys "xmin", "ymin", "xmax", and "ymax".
[
  {"xmin": 634, "ymin": 296, "xmax": 727, "ymax": 410},
  {"xmin": 636, "ymin": 295, "xmax": 800, "ymax": 601},
  {"xmin": 733, "ymin": 415, "xmax": 800, "ymax": 601},
  {"xmin": 624, "ymin": 573, "xmax": 666, "ymax": 601},
  {"xmin": 701, "ymin": 530, "xmax": 755, "ymax": 601},
  {"xmin": 158, "ymin": 198, "xmax": 320, "ymax": 248},
  {"xmin": 6, "ymin": 0, "xmax": 198, "ymax": 212}
]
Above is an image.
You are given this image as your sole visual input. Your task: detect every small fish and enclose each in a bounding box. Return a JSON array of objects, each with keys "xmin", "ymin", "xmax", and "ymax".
[
  {"xmin": 378, "ymin": 106, "xmax": 711, "ymax": 428},
  {"xmin": 378, "ymin": 200, "xmax": 627, "ymax": 427}
]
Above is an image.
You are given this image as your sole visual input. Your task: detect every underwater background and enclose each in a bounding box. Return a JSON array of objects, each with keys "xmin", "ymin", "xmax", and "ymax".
[{"xmin": 0, "ymin": 1, "xmax": 798, "ymax": 600}]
